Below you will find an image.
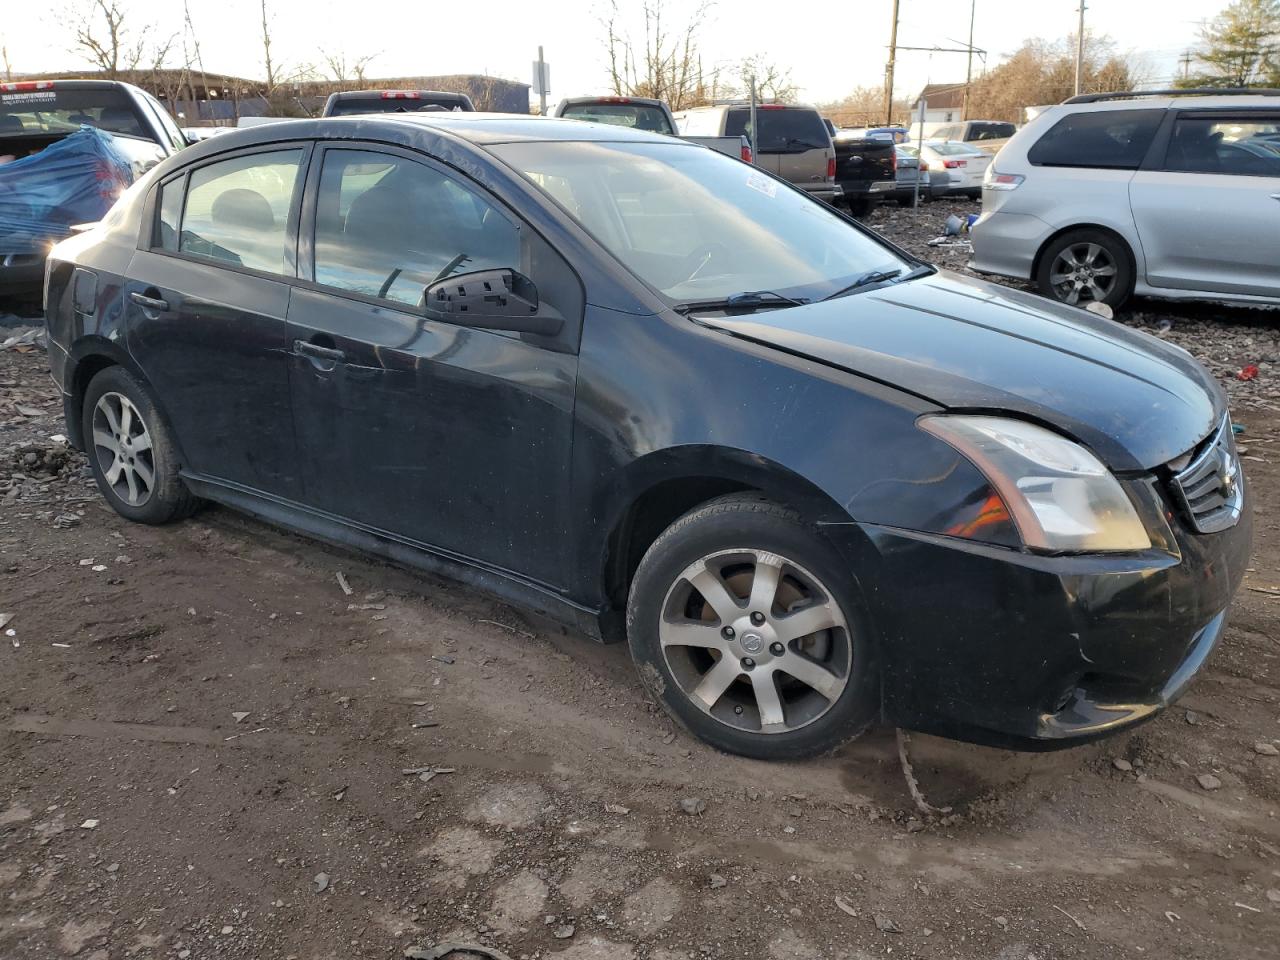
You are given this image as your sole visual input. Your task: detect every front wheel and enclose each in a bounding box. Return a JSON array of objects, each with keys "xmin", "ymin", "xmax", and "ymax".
[
  {"xmin": 626, "ymin": 496, "xmax": 878, "ymax": 760},
  {"xmin": 1036, "ymin": 229, "xmax": 1133, "ymax": 309}
]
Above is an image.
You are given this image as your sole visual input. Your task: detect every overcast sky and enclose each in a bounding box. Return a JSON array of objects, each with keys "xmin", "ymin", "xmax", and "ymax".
[{"xmin": 3, "ymin": 0, "xmax": 1223, "ymax": 105}]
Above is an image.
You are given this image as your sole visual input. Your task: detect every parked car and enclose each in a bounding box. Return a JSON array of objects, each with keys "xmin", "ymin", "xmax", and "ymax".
[
  {"xmin": 675, "ymin": 102, "xmax": 837, "ymax": 202},
  {"xmin": 930, "ymin": 119, "xmax": 1016, "ymax": 143},
  {"xmin": 887, "ymin": 144, "xmax": 940, "ymax": 206},
  {"xmin": 897, "ymin": 145, "xmax": 953, "ymax": 202},
  {"xmin": 916, "ymin": 140, "xmax": 992, "ymax": 198},
  {"xmin": 181, "ymin": 126, "xmax": 230, "ymax": 142},
  {"xmin": 321, "ymin": 89, "xmax": 475, "ymax": 116},
  {"xmin": 832, "ymin": 136, "xmax": 896, "ymax": 215},
  {"xmin": 553, "ymin": 95, "xmax": 752, "ymax": 162},
  {"xmin": 1, "ymin": 79, "xmax": 187, "ymax": 296},
  {"xmin": 971, "ymin": 88, "xmax": 1280, "ymax": 308},
  {"xmin": 45, "ymin": 112, "xmax": 1249, "ymax": 760}
]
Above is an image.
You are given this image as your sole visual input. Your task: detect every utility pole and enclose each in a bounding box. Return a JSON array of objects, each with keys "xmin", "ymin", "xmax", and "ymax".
[
  {"xmin": 1074, "ymin": 1, "xmax": 1086, "ymax": 97},
  {"xmin": 885, "ymin": 0, "xmax": 900, "ymax": 126},
  {"xmin": 961, "ymin": 0, "xmax": 976, "ymax": 120},
  {"xmin": 536, "ymin": 46, "xmax": 547, "ymax": 116},
  {"xmin": 1179, "ymin": 50, "xmax": 1193, "ymax": 81}
]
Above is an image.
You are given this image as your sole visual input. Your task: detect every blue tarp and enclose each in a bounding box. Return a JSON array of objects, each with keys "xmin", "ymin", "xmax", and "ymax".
[{"xmin": 0, "ymin": 126, "xmax": 134, "ymax": 255}]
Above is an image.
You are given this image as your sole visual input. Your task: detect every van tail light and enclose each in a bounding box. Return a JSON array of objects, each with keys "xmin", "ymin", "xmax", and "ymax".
[
  {"xmin": 827, "ymin": 157, "xmax": 836, "ymax": 180},
  {"xmin": 985, "ymin": 169, "xmax": 1025, "ymax": 191},
  {"xmin": 0, "ymin": 81, "xmax": 54, "ymax": 92},
  {"xmin": 741, "ymin": 143, "xmax": 754, "ymax": 163},
  {"xmin": 381, "ymin": 91, "xmax": 422, "ymax": 99}
]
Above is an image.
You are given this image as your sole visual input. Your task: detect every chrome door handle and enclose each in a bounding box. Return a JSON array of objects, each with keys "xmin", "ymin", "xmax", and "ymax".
[
  {"xmin": 293, "ymin": 339, "xmax": 346, "ymax": 364},
  {"xmin": 129, "ymin": 291, "xmax": 168, "ymax": 312}
]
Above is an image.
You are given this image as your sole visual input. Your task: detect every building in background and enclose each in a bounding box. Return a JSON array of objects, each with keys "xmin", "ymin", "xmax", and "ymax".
[{"xmin": 12, "ymin": 70, "xmax": 530, "ymax": 123}]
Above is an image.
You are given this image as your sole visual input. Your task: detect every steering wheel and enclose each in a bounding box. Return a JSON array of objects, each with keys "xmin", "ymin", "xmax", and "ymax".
[{"xmin": 683, "ymin": 241, "xmax": 733, "ymax": 284}]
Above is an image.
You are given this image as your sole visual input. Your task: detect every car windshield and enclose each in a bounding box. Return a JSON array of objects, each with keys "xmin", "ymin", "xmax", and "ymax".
[
  {"xmin": 967, "ymin": 122, "xmax": 1015, "ymax": 141},
  {"xmin": 492, "ymin": 140, "xmax": 911, "ymax": 304},
  {"xmin": 560, "ymin": 103, "xmax": 675, "ymax": 135},
  {"xmin": 0, "ymin": 87, "xmax": 144, "ymax": 138}
]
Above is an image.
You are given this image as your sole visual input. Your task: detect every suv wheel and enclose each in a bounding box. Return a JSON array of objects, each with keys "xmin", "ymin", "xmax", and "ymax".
[
  {"xmin": 82, "ymin": 366, "xmax": 200, "ymax": 524},
  {"xmin": 1036, "ymin": 229, "xmax": 1133, "ymax": 309},
  {"xmin": 626, "ymin": 495, "xmax": 878, "ymax": 760}
]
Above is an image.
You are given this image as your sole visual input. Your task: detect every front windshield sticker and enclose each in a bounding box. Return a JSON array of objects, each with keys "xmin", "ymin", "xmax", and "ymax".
[{"xmin": 745, "ymin": 170, "xmax": 777, "ymax": 198}]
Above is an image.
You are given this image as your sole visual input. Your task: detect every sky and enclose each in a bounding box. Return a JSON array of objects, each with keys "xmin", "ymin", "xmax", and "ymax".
[{"xmin": 2, "ymin": 0, "xmax": 1225, "ymax": 107}]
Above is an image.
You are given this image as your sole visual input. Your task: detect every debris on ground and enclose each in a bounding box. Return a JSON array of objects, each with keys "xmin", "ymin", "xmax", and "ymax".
[
  {"xmin": 313, "ymin": 872, "xmax": 330, "ymax": 893},
  {"xmin": 678, "ymin": 797, "xmax": 707, "ymax": 816},
  {"xmin": 404, "ymin": 943, "xmax": 517, "ymax": 960},
  {"xmin": 1196, "ymin": 773, "xmax": 1223, "ymax": 791}
]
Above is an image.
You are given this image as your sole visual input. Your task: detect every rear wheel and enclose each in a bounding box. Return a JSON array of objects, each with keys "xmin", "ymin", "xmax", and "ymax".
[
  {"xmin": 1036, "ymin": 229, "xmax": 1133, "ymax": 309},
  {"xmin": 82, "ymin": 366, "xmax": 200, "ymax": 525},
  {"xmin": 627, "ymin": 496, "xmax": 878, "ymax": 760}
]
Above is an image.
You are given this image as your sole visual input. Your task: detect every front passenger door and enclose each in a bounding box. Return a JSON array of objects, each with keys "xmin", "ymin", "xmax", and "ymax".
[
  {"xmin": 286, "ymin": 145, "xmax": 582, "ymax": 586},
  {"xmin": 1130, "ymin": 111, "xmax": 1280, "ymax": 298}
]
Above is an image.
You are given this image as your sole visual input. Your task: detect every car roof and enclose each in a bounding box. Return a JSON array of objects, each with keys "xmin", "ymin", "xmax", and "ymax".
[
  {"xmin": 172, "ymin": 112, "xmax": 683, "ymax": 156},
  {"xmin": 1056, "ymin": 94, "xmax": 1280, "ymax": 113},
  {"xmin": 0, "ymin": 78, "xmax": 141, "ymax": 92},
  {"xmin": 560, "ymin": 95, "xmax": 666, "ymax": 106}
]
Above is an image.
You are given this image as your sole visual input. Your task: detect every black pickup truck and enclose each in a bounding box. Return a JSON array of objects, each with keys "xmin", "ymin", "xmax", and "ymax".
[{"xmin": 832, "ymin": 136, "xmax": 896, "ymax": 216}]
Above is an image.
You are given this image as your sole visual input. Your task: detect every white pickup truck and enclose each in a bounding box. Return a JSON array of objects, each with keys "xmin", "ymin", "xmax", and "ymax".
[
  {"xmin": 550, "ymin": 96, "xmax": 753, "ymax": 163},
  {"xmin": 1, "ymin": 79, "xmax": 187, "ymax": 296}
]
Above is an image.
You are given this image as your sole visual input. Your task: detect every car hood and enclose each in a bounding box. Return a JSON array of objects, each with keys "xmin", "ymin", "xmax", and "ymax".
[{"xmin": 697, "ymin": 271, "xmax": 1223, "ymax": 471}]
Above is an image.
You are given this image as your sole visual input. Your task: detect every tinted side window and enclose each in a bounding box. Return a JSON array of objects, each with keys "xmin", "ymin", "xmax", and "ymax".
[
  {"xmin": 155, "ymin": 176, "xmax": 183, "ymax": 251},
  {"xmin": 313, "ymin": 149, "xmax": 522, "ymax": 308},
  {"xmin": 725, "ymin": 108, "xmax": 829, "ymax": 152},
  {"xmin": 1166, "ymin": 115, "xmax": 1280, "ymax": 177},
  {"xmin": 1027, "ymin": 109, "xmax": 1162, "ymax": 170},
  {"xmin": 179, "ymin": 150, "xmax": 302, "ymax": 274}
]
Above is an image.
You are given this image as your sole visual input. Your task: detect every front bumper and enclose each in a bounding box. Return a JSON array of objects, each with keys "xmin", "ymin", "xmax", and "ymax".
[{"xmin": 825, "ymin": 493, "xmax": 1252, "ymax": 750}]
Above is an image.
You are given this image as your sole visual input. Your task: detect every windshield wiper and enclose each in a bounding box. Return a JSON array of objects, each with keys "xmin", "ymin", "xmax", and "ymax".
[
  {"xmin": 673, "ymin": 290, "xmax": 808, "ymax": 315},
  {"xmin": 821, "ymin": 264, "xmax": 934, "ymax": 301}
]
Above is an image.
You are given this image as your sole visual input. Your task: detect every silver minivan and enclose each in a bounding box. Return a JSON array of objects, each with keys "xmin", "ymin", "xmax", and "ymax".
[
  {"xmin": 674, "ymin": 102, "xmax": 837, "ymax": 202},
  {"xmin": 970, "ymin": 89, "xmax": 1280, "ymax": 309}
]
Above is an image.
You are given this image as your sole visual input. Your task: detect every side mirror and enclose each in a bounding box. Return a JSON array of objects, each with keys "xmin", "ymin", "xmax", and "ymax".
[{"xmin": 424, "ymin": 268, "xmax": 563, "ymax": 337}]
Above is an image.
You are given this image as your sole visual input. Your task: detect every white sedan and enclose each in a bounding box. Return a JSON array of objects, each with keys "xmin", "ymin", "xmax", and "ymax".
[{"xmin": 918, "ymin": 141, "xmax": 992, "ymax": 198}]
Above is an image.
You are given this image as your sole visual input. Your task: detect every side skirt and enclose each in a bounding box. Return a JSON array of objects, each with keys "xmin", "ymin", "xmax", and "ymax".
[{"xmin": 180, "ymin": 473, "xmax": 611, "ymax": 643}]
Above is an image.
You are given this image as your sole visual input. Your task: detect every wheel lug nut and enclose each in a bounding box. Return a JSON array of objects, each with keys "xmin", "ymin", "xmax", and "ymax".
[
  {"xmin": 770, "ymin": 642, "xmax": 785, "ymax": 656},
  {"xmin": 750, "ymin": 612, "xmax": 765, "ymax": 626},
  {"xmin": 741, "ymin": 657, "xmax": 755, "ymax": 670},
  {"xmin": 733, "ymin": 705, "xmax": 744, "ymax": 715},
  {"xmin": 721, "ymin": 626, "xmax": 735, "ymax": 640}
]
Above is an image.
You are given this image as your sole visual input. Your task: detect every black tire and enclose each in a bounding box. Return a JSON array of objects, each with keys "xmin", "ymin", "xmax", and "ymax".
[
  {"xmin": 1035, "ymin": 228, "xmax": 1134, "ymax": 310},
  {"xmin": 626, "ymin": 495, "xmax": 879, "ymax": 760},
  {"xmin": 846, "ymin": 197, "xmax": 875, "ymax": 219},
  {"xmin": 81, "ymin": 365, "xmax": 200, "ymax": 525}
]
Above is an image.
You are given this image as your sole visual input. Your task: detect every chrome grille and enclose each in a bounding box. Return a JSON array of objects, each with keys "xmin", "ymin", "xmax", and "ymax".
[{"xmin": 1170, "ymin": 418, "xmax": 1243, "ymax": 534}]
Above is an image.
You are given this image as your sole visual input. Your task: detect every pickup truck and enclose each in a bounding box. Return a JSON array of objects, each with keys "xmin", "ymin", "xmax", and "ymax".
[
  {"xmin": 321, "ymin": 89, "xmax": 475, "ymax": 116},
  {"xmin": 552, "ymin": 96, "xmax": 752, "ymax": 163},
  {"xmin": 1, "ymin": 79, "xmax": 186, "ymax": 297},
  {"xmin": 831, "ymin": 135, "xmax": 897, "ymax": 216}
]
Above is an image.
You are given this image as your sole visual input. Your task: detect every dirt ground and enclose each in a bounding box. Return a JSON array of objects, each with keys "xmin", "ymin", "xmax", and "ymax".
[{"xmin": 2, "ymin": 203, "xmax": 1280, "ymax": 960}]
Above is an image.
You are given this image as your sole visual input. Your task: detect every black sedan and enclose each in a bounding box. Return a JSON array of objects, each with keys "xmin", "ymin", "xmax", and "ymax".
[{"xmin": 43, "ymin": 113, "xmax": 1250, "ymax": 760}]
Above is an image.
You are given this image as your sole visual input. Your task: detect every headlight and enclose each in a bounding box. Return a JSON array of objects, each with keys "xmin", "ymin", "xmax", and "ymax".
[{"xmin": 920, "ymin": 415, "xmax": 1151, "ymax": 552}]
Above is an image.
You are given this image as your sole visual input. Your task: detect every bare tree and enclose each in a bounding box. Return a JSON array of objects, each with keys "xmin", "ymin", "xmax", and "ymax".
[
  {"xmin": 69, "ymin": 0, "xmax": 149, "ymax": 78},
  {"xmin": 821, "ymin": 85, "xmax": 914, "ymax": 127},
  {"xmin": 1, "ymin": 45, "xmax": 12, "ymax": 81},
  {"xmin": 733, "ymin": 54, "xmax": 799, "ymax": 103},
  {"xmin": 602, "ymin": 0, "xmax": 719, "ymax": 110},
  {"xmin": 321, "ymin": 50, "xmax": 378, "ymax": 86}
]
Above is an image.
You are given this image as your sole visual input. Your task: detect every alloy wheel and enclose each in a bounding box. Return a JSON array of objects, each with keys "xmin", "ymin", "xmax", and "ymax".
[
  {"xmin": 91, "ymin": 392, "xmax": 155, "ymax": 507},
  {"xmin": 658, "ymin": 549, "xmax": 852, "ymax": 734},
  {"xmin": 1049, "ymin": 242, "xmax": 1118, "ymax": 305}
]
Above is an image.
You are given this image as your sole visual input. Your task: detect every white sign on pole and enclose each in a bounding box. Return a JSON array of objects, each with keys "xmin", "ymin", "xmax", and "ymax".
[{"xmin": 532, "ymin": 61, "xmax": 550, "ymax": 96}]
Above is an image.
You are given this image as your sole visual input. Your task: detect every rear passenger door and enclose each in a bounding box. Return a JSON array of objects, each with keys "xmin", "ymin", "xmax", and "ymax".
[
  {"xmin": 1129, "ymin": 111, "xmax": 1280, "ymax": 298},
  {"xmin": 126, "ymin": 145, "xmax": 309, "ymax": 500}
]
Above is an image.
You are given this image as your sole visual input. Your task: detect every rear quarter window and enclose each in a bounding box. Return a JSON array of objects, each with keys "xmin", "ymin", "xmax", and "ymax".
[{"xmin": 1027, "ymin": 109, "xmax": 1163, "ymax": 170}]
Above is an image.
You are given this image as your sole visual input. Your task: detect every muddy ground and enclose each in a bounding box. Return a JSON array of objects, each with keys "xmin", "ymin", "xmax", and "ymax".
[{"xmin": 2, "ymin": 202, "xmax": 1279, "ymax": 960}]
